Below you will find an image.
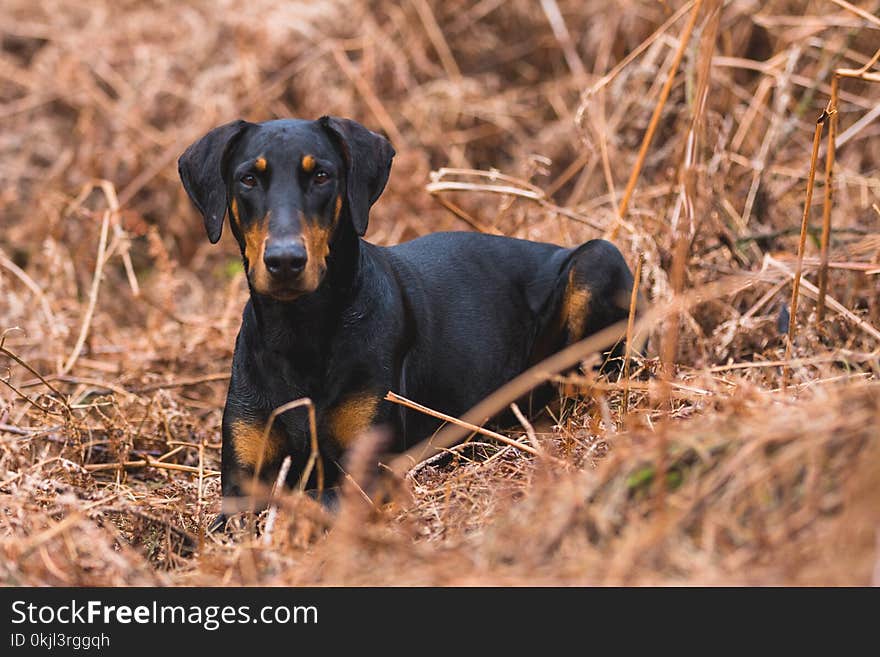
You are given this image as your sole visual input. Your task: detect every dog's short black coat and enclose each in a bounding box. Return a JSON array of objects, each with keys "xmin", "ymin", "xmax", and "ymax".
[{"xmin": 178, "ymin": 117, "xmax": 636, "ymax": 518}]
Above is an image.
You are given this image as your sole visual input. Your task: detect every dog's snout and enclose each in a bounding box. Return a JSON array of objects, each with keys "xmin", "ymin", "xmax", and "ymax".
[{"xmin": 263, "ymin": 241, "xmax": 307, "ymax": 277}]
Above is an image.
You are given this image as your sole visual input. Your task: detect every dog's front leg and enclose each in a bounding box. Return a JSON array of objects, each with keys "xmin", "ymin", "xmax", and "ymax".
[{"xmin": 212, "ymin": 399, "xmax": 288, "ymax": 530}]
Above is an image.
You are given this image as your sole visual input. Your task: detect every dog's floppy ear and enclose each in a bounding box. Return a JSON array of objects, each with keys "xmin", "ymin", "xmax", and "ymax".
[
  {"xmin": 319, "ymin": 116, "xmax": 395, "ymax": 236},
  {"xmin": 178, "ymin": 120, "xmax": 251, "ymax": 243}
]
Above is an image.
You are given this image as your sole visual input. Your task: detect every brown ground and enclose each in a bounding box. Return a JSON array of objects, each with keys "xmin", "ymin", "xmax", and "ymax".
[{"xmin": 1, "ymin": 0, "xmax": 879, "ymax": 585}]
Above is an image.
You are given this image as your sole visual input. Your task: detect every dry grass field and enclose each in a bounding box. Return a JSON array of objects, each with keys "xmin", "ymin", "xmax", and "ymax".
[{"xmin": 1, "ymin": 0, "xmax": 879, "ymax": 585}]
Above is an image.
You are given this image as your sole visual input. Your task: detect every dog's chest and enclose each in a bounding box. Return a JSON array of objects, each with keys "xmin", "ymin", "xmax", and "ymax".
[{"xmin": 256, "ymin": 343, "xmax": 387, "ymax": 447}]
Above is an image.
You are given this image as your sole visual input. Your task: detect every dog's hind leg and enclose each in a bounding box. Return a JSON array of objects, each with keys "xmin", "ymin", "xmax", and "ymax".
[
  {"xmin": 557, "ymin": 239, "xmax": 641, "ymax": 373},
  {"xmin": 523, "ymin": 239, "xmax": 640, "ymax": 420}
]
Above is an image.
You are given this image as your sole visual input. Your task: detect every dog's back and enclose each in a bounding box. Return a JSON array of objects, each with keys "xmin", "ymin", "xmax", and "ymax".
[{"xmin": 380, "ymin": 232, "xmax": 633, "ymax": 443}]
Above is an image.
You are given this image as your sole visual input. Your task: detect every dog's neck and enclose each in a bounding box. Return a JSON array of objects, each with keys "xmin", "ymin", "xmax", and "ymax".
[{"xmin": 245, "ymin": 225, "xmax": 364, "ymax": 358}]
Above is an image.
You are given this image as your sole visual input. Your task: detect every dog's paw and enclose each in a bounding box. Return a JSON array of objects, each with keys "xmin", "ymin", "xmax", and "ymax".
[
  {"xmin": 207, "ymin": 512, "xmax": 229, "ymax": 534},
  {"xmin": 307, "ymin": 487, "xmax": 340, "ymax": 512}
]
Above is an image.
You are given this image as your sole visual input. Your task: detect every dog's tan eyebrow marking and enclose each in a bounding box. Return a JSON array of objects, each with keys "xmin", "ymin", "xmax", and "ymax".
[
  {"xmin": 254, "ymin": 156, "xmax": 267, "ymax": 171},
  {"xmin": 301, "ymin": 154, "xmax": 316, "ymax": 172}
]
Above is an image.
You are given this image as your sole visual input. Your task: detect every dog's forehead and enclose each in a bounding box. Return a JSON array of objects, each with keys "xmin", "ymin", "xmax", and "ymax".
[{"xmin": 240, "ymin": 120, "xmax": 336, "ymax": 163}]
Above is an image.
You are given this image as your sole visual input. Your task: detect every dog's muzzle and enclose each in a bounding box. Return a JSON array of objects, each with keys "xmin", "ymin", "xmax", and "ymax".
[{"xmin": 263, "ymin": 239, "xmax": 307, "ymax": 281}]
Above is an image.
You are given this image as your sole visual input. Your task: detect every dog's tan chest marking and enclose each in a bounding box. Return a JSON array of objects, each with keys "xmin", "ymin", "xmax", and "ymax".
[
  {"xmin": 328, "ymin": 394, "xmax": 379, "ymax": 447},
  {"xmin": 231, "ymin": 419, "xmax": 285, "ymax": 471}
]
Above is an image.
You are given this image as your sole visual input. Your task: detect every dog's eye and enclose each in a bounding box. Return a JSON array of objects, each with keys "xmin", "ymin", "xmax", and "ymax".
[
  {"xmin": 314, "ymin": 170, "xmax": 330, "ymax": 184},
  {"xmin": 240, "ymin": 174, "xmax": 257, "ymax": 188}
]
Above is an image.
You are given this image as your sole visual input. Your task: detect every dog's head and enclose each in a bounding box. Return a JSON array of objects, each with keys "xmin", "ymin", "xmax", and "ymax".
[{"xmin": 178, "ymin": 117, "xmax": 395, "ymax": 300}]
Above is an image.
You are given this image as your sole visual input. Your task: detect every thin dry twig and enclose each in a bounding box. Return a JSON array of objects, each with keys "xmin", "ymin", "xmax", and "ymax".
[
  {"xmin": 132, "ymin": 372, "xmax": 230, "ymax": 393},
  {"xmin": 0, "ymin": 250, "xmax": 58, "ymax": 332},
  {"xmin": 613, "ymin": 0, "xmax": 704, "ymax": 232},
  {"xmin": 509, "ymin": 402, "xmax": 541, "ymax": 452},
  {"xmin": 768, "ymin": 256, "xmax": 880, "ymax": 344},
  {"xmin": 385, "ymin": 391, "xmax": 552, "ymax": 463},
  {"xmin": 61, "ymin": 206, "xmax": 111, "ymax": 376},
  {"xmin": 262, "ymin": 455, "xmax": 293, "ymax": 546},
  {"xmin": 411, "ymin": 0, "xmax": 462, "ymax": 84},
  {"xmin": 816, "ymin": 81, "xmax": 838, "ymax": 326},
  {"xmin": 783, "ymin": 111, "xmax": 828, "ymax": 388},
  {"xmin": 249, "ymin": 397, "xmax": 322, "ymax": 510},
  {"xmin": 830, "ymin": 0, "xmax": 880, "ymax": 28},
  {"xmin": 621, "ymin": 253, "xmax": 644, "ymax": 420},
  {"xmin": 83, "ymin": 458, "xmax": 220, "ymax": 477},
  {"xmin": 539, "ymin": 0, "xmax": 586, "ymax": 80}
]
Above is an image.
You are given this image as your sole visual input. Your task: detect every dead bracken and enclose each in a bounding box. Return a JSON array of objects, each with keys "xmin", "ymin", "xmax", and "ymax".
[{"xmin": 1, "ymin": 0, "xmax": 879, "ymax": 585}]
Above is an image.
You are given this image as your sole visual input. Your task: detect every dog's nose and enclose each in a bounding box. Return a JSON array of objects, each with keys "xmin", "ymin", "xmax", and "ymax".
[{"xmin": 264, "ymin": 241, "xmax": 307, "ymax": 277}]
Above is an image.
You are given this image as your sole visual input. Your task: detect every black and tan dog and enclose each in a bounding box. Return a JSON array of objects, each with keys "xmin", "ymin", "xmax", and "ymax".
[{"xmin": 179, "ymin": 116, "xmax": 635, "ymax": 520}]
